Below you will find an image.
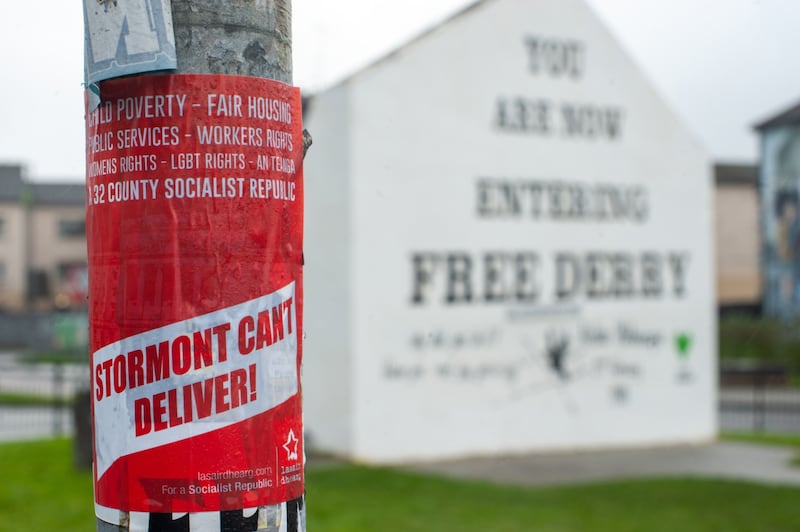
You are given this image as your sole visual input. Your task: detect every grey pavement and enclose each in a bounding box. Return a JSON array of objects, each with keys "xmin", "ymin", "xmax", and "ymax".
[{"xmin": 401, "ymin": 442, "xmax": 800, "ymax": 487}]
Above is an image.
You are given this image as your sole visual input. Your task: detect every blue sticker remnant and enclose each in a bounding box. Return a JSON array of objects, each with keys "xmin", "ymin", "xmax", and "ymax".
[{"xmin": 83, "ymin": 0, "xmax": 176, "ymax": 85}]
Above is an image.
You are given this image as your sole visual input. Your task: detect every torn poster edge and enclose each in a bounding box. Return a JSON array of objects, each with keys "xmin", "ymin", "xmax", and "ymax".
[{"xmin": 83, "ymin": 0, "xmax": 177, "ymax": 110}]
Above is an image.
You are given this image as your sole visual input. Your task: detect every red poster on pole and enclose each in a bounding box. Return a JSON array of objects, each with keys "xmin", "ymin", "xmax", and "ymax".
[{"xmin": 85, "ymin": 74, "xmax": 304, "ymax": 514}]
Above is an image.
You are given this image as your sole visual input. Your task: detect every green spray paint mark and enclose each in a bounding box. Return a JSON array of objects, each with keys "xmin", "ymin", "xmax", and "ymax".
[{"xmin": 675, "ymin": 333, "xmax": 692, "ymax": 358}]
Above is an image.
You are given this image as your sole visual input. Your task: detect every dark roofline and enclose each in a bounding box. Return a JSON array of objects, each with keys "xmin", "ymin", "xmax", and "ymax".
[
  {"xmin": 754, "ymin": 99, "xmax": 800, "ymax": 131},
  {"xmin": 714, "ymin": 163, "xmax": 757, "ymax": 185},
  {"xmin": 30, "ymin": 183, "xmax": 85, "ymax": 206},
  {"xmin": 0, "ymin": 165, "xmax": 24, "ymax": 203},
  {"xmin": 0, "ymin": 184, "xmax": 85, "ymax": 207},
  {"xmin": 0, "ymin": 164, "xmax": 84, "ymax": 206}
]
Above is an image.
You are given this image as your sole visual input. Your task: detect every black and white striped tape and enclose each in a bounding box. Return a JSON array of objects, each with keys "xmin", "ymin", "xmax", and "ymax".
[{"xmin": 96, "ymin": 496, "xmax": 305, "ymax": 532}]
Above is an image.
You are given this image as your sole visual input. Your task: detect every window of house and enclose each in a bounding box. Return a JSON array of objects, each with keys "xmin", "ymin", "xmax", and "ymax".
[
  {"xmin": 0, "ymin": 217, "xmax": 5, "ymax": 239},
  {"xmin": 27, "ymin": 269, "xmax": 49, "ymax": 300},
  {"xmin": 0, "ymin": 262, "xmax": 6, "ymax": 287},
  {"xmin": 58, "ymin": 219, "xmax": 86, "ymax": 238}
]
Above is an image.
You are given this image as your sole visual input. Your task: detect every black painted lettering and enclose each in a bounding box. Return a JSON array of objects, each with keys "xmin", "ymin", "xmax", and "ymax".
[
  {"xmin": 640, "ymin": 253, "xmax": 662, "ymax": 297},
  {"xmin": 446, "ymin": 254, "xmax": 473, "ymax": 304},
  {"xmin": 515, "ymin": 253, "xmax": 540, "ymax": 302},
  {"xmin": 612, "ymin": 253, "xmax": 635, "ymax": 298},
  {"xmin": 561, "ymin": 103, "xmax": 624, "ymax": 140},
  {"xmin": 495, "ymin": 97, "xmax": 551, "ymax": 134},
  {"xmin": 411, "ymin": 253, "xmax": 440, "ymax": 305},
  {"xmin": 556, "ymin": 253, "xmax": 581, "ymax": 300},
  {"xmin": 524, "ymin": 35, "xmax": 585, "ymax": 79},
  {"xmin": 483, "ymin": 254, "xmax": 508, "ymax": 302},
  {"xmin": 668, "ymin": 253, "xmax": 689, "ymax": 297}
]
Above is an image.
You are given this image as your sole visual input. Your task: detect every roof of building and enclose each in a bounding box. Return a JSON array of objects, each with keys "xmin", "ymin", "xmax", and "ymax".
[
  {"xmin": 714, "ymin": 163, "xmax": 757, "ymax": 185},
  {"xmin": 755, "ymin": 100, "xmax": 800, "ymax": 131},
  {"xmin": 0, "ymin": 165, "xmax": 84, "ymax": 207},
  {"xmin": 0, "ymin": 165, "xmax": 25, "ymax": 203},
  {"xmin": 30, "ymin": 183, "xmax": 85, "ymax": 206}
]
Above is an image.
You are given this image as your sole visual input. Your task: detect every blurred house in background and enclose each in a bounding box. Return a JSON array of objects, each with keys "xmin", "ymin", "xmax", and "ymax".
[
  {"xmin": 756, "ymin": 101, "xmax": 800, "ymax": 319},
  {"xmin": 714, "ymin": 163, "xmax": 760, "ymax": 316},
  {"xmin": 0, "ymin": 164, "xmax": 87, "ymax": 312}
]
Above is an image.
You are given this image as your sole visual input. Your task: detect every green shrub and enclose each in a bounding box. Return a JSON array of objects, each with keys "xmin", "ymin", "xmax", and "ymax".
[{"xmin": 719, "ymin": 315, "xmax": 800, "ymax": 371}]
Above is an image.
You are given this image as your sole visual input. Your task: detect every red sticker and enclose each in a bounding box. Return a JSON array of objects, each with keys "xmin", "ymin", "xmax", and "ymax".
[{"xmin": 85, "ymin": 74, "xmax": 304, "ymax": 513}]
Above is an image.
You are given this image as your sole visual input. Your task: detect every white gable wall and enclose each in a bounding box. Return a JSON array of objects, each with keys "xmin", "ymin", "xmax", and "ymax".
[
  {"xmin": 304, "ymin": 0, "xmax": 716, "ymax": 462},
  {"xmin": 301, "ymin": 84, "xmax": 356, "ymax": 456}
]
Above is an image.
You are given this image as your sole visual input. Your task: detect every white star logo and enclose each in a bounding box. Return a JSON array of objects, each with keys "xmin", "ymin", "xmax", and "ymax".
[{"xmin": 282, "ymin": 429, "xmax": 299, "ymax": 461}]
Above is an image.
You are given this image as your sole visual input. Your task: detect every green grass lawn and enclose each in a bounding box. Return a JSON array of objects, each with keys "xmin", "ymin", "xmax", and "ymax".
[
  {"xmin": 309, "ymin": 466, "xmax": 800, "ymax": 532},
  {"xmin": 2, "ymin": 439, "xmax": 800, "ymax": 531},
  {"xmin": 722, "ymin": 431, "xmax": 800, "ymax": 449},
  {"xmin": 0, "ymin": 439, "xmax": 93, "ymax": 531},
  {"xmin": 0, "ymin": 392, "xmax": 71, "ymax": 407}
]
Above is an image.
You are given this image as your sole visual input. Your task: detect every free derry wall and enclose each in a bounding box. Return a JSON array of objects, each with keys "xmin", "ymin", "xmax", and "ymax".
[{"xmin": 301, "ymin": 0, "xmax": 715, "ymax": 462}]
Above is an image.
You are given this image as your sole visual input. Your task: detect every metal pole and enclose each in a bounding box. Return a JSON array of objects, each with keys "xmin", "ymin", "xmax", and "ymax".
[
  {"xmin": 91, "ymin": 1, "xmax": 306, "ymax": 530},
  {"xmin": 52, "ymin": 363, "xmax": 64, "ymax": 436},
  {"xmin": 171, "ymin": 0, "xmax": 292, "ymax": 83}
]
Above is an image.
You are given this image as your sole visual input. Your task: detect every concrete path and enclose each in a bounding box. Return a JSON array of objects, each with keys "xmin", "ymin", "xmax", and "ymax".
[{"xmin": 403, "ymin": 442, "xmax": 800, "ymax": 487}]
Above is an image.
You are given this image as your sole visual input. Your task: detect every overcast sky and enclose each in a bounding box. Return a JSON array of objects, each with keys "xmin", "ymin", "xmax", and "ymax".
[{"xmin": 1, "ymin": 0, "xmax": 799, "ymax": 182}]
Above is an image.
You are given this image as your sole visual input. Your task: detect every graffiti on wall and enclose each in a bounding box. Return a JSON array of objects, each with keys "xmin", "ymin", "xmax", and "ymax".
[{"xmin": 763, "ymin": 127, "xmax": 800, "ymax": 317}]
